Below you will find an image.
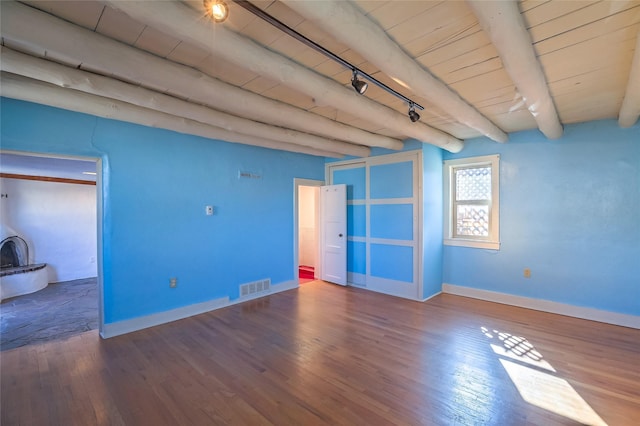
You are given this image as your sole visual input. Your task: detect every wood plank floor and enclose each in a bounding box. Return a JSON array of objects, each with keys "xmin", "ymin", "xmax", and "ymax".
[{"xmin": 2, "ymin": 281, "xmax": 639, "ymax": 425}]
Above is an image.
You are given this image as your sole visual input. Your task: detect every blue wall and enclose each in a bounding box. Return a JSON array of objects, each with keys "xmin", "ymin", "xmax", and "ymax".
[
  {"xmin": 443, "ymin": 120, "xmax": 640, "ymax": 316},
  {"xmin": 422, "ymin": 143, "xmax": 443, "ymax": 300},
  {"xmin": 1, "ymin": 98, "xmax": 325, "ymax": 323}
]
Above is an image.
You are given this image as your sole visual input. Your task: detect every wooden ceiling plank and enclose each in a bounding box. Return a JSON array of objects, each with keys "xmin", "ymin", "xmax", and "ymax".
[
  {"xmin": 533, "ymin": 9, "xmax": 640, "ymax": 56},
  {"xmin": 519, "ymin": 0, "xmax": 553, "ymax": 13},
  {"xmin": 385, "ymin": 1, "xmax": 473, "ymax": 46},
  {"xmin": 528, "ymin": 2, "xmax": 640, "ymax": 44},
  {"xmin": 406, "ymin": 17, "xmax": 482, "ymax": 60},
  {"xmin": 522, "ymin": 0, "xmax": 600, "ymax": 29},
  {"xmin": 427, "ymin": 46, "xmax": 502, "ymax": 85},
  {"xmin": 23, "ymin": 0, "xmax": 104, "ymax": 31},
  {"xmin": 362, "ymin": 1, "xmax": 443, "ymax": 32},
  {"xmin": 95, "ymin": 7, "xmax": 145, "ymax": 45},
  {"xmin": 413, "ymin": 29, "xmax": 490, "ymax": 69},
  {"xmin": 449, "ymin": 69, "xmax": 520, "ymax": 103},
  {"xmin": 539, "ymin": 26, "xmax": 638, "ymax": 80}
]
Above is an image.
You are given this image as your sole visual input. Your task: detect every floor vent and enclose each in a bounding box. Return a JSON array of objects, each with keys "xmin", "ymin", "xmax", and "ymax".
[{"xmin": 240, "ymin": 278, "xmax": 271, "ymax": 298}]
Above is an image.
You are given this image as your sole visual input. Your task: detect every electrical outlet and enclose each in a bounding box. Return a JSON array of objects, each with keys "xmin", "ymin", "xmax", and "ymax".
[
  {"xmin": 523, "ymin": 268, "xmax": 531, "ymax": 278},
  {"xmin": 205, "ymin": 205, "xmax": 214, "ymax": 216},
  {"xmin": 170, "ymin": 277, "xmax": 177, "ymax": 288}
]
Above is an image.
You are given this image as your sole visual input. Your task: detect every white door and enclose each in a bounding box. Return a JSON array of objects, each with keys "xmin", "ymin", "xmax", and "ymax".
[{"xmin": 320, "ymin": 184, "xmax": 347, "ymax": 285}]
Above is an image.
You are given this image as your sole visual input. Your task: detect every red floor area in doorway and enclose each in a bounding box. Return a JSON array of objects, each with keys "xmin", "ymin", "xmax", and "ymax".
[{"xmin": 299, "ymin": 265, "xmax": 315, "ymax": 284}]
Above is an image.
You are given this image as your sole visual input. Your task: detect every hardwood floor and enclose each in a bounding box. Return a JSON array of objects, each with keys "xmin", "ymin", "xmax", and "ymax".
[{"xmin": 2, "ymin": 281, "xmax": 639, "ymax": 425}]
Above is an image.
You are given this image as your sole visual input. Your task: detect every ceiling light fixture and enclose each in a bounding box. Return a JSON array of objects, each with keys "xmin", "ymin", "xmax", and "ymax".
[
  {"xmin": 232, "ymin": 0, "xmax": 424, "ymax": 122},
  {"xmin": 351, "ymin": 70, "xmax": 368, "ymax": 95},
  {"xmin": 204, "ymin": 0, "xmax": 229, "ymax": 23},
  {"xmin": 408, "ymin": 103, "xmax": 420, "ymax": 123}
]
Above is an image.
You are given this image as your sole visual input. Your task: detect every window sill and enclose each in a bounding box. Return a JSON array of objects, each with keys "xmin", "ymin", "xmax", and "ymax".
[{"xmin": 444, "ymin": 238, "xmax": 500, "ymax": 250}]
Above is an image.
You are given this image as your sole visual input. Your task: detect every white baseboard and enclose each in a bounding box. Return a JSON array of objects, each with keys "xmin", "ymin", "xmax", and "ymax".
[
  {"xmin": 419, "ymin": 290, "xmax": 442, "ymax": 302},
  {"xmin": 101, "ymin": 279, "xmax": 299, "ymax": 338},
  {"xmin": 347, "ymin": 272, "xmax": 366, "ymax": 287},
  {"xmin": 442, "ymin": 283, "xmax": 640, "ymax": 329}
]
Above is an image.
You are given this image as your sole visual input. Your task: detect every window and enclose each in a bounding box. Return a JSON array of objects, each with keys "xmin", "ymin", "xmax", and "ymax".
[{"xmin": 444, "ymin": 154, "xmax": 500, "ymax": 249}]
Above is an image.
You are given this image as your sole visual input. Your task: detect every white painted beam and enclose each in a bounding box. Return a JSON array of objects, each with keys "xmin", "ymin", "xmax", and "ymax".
[
  {"xmin": 619, "ymin": 32, "xmax": 640, "ymax": 128},
  {"xmin": 0, "ymin": 73, "xmax": 344, "ymax": 158},
  {"xmin": 0, "ymin": 1, "xmax": 398, "ymax": 151},
  {"xmin": 103, "ymin": 0, "xmax": 464, "ymax": 152},
  {"xmin": 467, "ymin": 0, "xmax": 563, "ymax": 139},
  {"xmin": 281, "ymin": 0, "xmax": 508, "ymax": 143},
  {"xmin": 0, "ymin": 47, "xmax": 369, "ymax": 157}
]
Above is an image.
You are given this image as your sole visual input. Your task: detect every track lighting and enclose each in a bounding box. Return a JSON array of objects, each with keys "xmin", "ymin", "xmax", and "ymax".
[
  {"xmin": 233, "ymin": 0, "xmax": 426, "ymax": 121},
  {"xmin": 408, "ymin": 104, "xmax": 420, "ymax": 123},
  {"xmin": 204, "ymin": 0, "xmax": 229, "ymax": 23},
  {"xmin": 351, "ymin": 70, "xmax": 368, "ymax": 95}
]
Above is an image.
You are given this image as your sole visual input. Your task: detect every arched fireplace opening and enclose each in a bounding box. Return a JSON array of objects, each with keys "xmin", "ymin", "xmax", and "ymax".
[{"xmin": 1, "ymin": 236, "xmax": 29, "ymax": 269}]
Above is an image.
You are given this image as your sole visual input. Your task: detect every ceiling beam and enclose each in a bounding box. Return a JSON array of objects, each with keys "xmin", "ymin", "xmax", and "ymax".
[
  {"xmin": 619, "ymin": 32, "xmax": 640, "ymax": 128},
  {"xmin": 0, "ymin": 1, "xmax": 397, "ymax": 152},
  {"xmin": 467, "ymin": 0, "xmax": 563, "ymax": 139},
  {"xmin": 281, "ymin": 0, "xmax": 508, "ymax": 144},
  {"xmin": 104, "ymin": 0, "xmax": 464, "ymax": 153},
  {"xmin": 1, "ymin": 73, "xmax": 344, "ymax": 158},
  {"xmin": 0, "ymin": 47, "xmax": 369, "ymax": 157}
]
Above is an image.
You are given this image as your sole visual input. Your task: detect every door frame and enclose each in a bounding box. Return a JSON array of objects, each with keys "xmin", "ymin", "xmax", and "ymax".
[
  {"xmin": 0, "ymin": 149, "xmax": 104, "ymax": 334},
  {"xmin": 293, "ymin": 178, "xmax": 323, "ymax": 285}
]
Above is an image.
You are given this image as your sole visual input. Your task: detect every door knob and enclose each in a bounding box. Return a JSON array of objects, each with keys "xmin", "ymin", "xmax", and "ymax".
[{"xmin": 339, "ymin": 233, "xmax": 343, "ymax": 237}]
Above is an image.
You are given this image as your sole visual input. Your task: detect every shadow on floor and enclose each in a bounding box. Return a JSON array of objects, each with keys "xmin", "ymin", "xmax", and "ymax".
[{"xmin": 1, "ymin": 277, "xmax": 98, "ymax": 351}]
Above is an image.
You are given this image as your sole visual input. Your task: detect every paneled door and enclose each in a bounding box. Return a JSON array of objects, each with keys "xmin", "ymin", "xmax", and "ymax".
[{"xmin": 320, "ymin": 184, "xmax": 347, "ymax": 285}]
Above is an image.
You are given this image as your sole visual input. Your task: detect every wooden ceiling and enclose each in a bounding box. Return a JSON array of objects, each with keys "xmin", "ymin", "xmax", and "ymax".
[{"xmin": 1, "ymin": 1, "xmax": 639, "ymax": 157}]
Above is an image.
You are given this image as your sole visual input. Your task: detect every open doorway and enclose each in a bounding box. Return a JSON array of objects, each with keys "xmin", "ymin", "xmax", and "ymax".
[
  {"xmin": 0, "ymin": 152, "xmax": 101, "ymax": 350},
  {"xmin": 294, "ymin": 179, "xmax": 322, "ymax": 285}
]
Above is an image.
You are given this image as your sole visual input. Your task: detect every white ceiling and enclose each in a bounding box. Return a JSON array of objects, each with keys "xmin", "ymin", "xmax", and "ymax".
[
  {"xmin": 0, "ymin": 153, "xmax": 97, "ymax": 181},
  {"xmin": 1, "ymin": 0, "xmax": 639, "ymax": 158}
]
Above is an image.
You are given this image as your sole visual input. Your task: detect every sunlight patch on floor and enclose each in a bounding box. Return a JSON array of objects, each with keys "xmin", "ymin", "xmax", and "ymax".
[{"xmin": 481, "ymin": 326, "xmax": 607, "ymax": 426}]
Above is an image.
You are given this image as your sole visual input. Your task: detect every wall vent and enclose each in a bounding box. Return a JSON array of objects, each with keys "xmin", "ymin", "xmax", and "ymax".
[
  {"xmin": 240, "ymin": 278, "xmax": 271, "ymax": 298},
  {"xmin": 238, "ymin": 170, "xmax": 262, "ymax": 179}
]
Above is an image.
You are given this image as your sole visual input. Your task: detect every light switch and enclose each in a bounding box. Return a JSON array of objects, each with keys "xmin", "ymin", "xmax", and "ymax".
[{"xmin": 205, "ymin": 205, "xmax": 214, "ymax": 216}]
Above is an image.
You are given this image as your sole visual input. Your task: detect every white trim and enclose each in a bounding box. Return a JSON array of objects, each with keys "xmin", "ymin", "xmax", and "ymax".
[
  {"xmin": 101, "ymin": 279, "xmax": 299, "ymax": 338},
  {"xmin": 442, "ymin": 283, "xmax": 640, "ymax": 329},
  {"xmin": 369, "ymin": 237, "xmax": 414, "ymax": 246},
  {"xmin": 443, "ymin": 154, "xmax": 500, "ymax": 249},
  {"xmin": 443, "ymin": 238, "xmax": 500, "ymax": 250},
  {"xmin": 367, "ymin": 276, "xmax": 419, "ymax": 300},
  {"xmin": 347, "ymin": 272, "xmax": 366, "ymax": 287},
  {"xmin": 419, "ymin": 290, "xmax": 442, "ymax": 302},
  {"xmin": 293, "ymin": 178, "xmax": 323, "ymax": 285}
]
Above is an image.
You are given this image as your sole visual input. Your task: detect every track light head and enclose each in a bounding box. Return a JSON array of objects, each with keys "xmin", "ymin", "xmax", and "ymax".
[
  {"xmin": 204, "ymin": 0, "xmax": 229, "ymax": 23},
  {"xmin": 408, "ymin": 104, "xmax": 420, "ymax": 122},
  {"xmin": 351, "ymin": 71, "xmax": 368, "ymax": 95}
]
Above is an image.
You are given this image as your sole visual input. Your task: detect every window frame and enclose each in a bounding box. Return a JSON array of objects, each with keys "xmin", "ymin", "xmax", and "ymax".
[{"xmin": 443, "ymin": 154, "xmax": 500, "ymax": 250}]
